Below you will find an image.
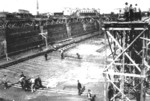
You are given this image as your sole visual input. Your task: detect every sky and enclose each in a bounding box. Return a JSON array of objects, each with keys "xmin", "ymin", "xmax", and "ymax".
[{"xmin": 0, "ymin": 0, "xmax": 150, "ymax": 14}]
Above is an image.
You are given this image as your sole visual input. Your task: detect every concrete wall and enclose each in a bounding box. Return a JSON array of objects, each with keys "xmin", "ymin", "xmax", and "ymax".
[
  {"xmin": 83, "ymin": 21, "xmax": 99, "ymax": 34},
  {"xmin": 1, "ymin": 19, "xmax": 101, "ymax": 57},
  {"xmin": 45, "ymin": 24, "xmax": 68, "ymax": 43},
  {"xmin": 6, "ymin": 24, "xmax": 41, "ymax": 53},
  {"xmin": 69, "ymin": 22, "xmax": 85, "ymax": 37}
]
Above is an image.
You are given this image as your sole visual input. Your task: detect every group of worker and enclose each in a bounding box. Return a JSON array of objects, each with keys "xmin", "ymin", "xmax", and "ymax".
[
  {"xmin": 2, "ymin": 74, "xmax": 96, "ymax": 100},
  {"xmin": 19, "ymin": 72, "xmax": 45, "ymax": 92},
  {"xmin": 41, "ymin": 45, "xmax": 82, "ymax": 61},
  {"xmin": 124, "ymin": 2, "xmax": 141, "ymax": 21},
  {"xmin": 1, "ymin": 72, "xmax": 45, "ymax": 92}
]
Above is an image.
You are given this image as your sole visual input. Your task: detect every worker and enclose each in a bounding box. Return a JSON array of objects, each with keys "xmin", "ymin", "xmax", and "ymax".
[
  {"xmin": 60, "ymin": 49, "xmax": 64, "ymax": 59},
  {"xmin": 87, "ymin": 89, "xmax": 92, "ymax": 101},
  {"xmin": 2, "ymin": 75, "xmax": 9, "ymax": 89},
  {"xmin": 138, "ymin": 8, "xmax": 142, "ymax": 21},
  {"xmin": 30, "ymin": 77, "xmax": 35, "ymax": 92},
  {"xmin": 44, "ymin": 53, "xmax": 48, "ymax": 61},
  {"xmin": 20, "ymin": 72, "xmax": 25, "ymax": 78},
  {"xmin": 108, "ymin": 84, "xmax": 114, "ymax": 101},
  {"xmin": 124, "ymin": 2, "xmax": 129, "ymax": 21},
  {"xmin": 87, "ymin": 89, "xmax": 96, "ymax": 101},
  {"xmin": 76, "ymin": 53, "xmax": 81, "ymax": 59},
  {"xmin": 118, "ymin": 10, "xmax": 122, "ymax": 19},
  {"xmin": 134, "ymin": 4, "xmax": 138, "ymax": 21},
  {"xmin": 77, "ymin": 80, "xmax": 82, "ymax": 95},
  {"xmin": 34, "ymin": 75, "xmax": 45, "ymax": 89},
  {"xmin": 129, "ymin": 4, "xmax": 134, "ymax": 21},
  {"xmin": 135, "ymin": 4, "xmax": 141, "ymax": 21}
]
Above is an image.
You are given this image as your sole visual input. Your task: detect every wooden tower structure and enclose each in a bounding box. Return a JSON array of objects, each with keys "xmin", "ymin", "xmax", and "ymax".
[{"xmin": 102, "ymin": 21, "xmax": 150, "ymax": 101}]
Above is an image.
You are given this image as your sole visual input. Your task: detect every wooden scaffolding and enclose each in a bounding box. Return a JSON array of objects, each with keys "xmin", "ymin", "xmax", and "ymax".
[{"xmin": 102, "ymin": 22, "xmax": 150, "ymax": 101}]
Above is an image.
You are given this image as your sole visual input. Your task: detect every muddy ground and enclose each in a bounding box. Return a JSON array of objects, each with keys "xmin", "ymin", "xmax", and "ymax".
[{"xmin": 0, "ymin": 35, "xmax": 112, "ymax": 101}]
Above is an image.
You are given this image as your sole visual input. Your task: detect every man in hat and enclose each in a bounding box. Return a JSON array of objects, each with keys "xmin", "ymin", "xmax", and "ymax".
[
  {"xmin": 60, "ymin": 49, "xmax": 64, "ymax": 59},
  {"xmin": 77, "ymin": 80, "xmax": 82, "ymax": 95},
  {"xmin": 30, "ymin": 77, "xmax": 35, "ymax": 92},
  {"xmin": 124, "ymin": 2, "xmax": 129, "ymax": 21},
  {"xmin": 129, "ymin": 4, "xmax": 134, "ymax": 21},
  {"xmin": 2, "ymin": 75, "xmax": 9, "ymax": 89},
  {"xmin": 44, "ymin": 52, "xmax": 48, "ymax": 61},
  {"xmin": 20, "ymin": 72, "xmax": 25, "ymax": 78},
  {"xmin": 76, "ymin": 53, "xmax": 81, "ymax": 59},
  {"xmin": 34, "ymin": 75, "xmax": 45, "ymax": 89},
  {"xmin": 133, "ymin": 4, "xmax": 138, "ymax": 21}
]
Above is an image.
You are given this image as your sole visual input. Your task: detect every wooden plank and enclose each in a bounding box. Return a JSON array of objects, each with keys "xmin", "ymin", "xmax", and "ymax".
[
  {"xmin": 103, "ymin": 72, "xmax": 145, "ymax": 78},
  {"xmin": 102, "ymin": 28, "xmax": 148, "ymax": 31},
  {"xmin": 114, "ymin": 63, "xmax": 139, "ymax": 66},
  {"xmin": 103, "ymin": 21, "xmax": 149, "ymax": 30},
  {"xmin": 140, "ymin": 31, "xmax": 146, "ymax": 101},
  {"xmin": 144, "ymin": 59, "xmax": 150, "ymax": 69},
  {"xmin": 140, "ymin": 37, "xmax": 150, "ymax": 42},
  {"xmin": 103, "ymin": 21, "xmax": 147, "ymax": 24}
]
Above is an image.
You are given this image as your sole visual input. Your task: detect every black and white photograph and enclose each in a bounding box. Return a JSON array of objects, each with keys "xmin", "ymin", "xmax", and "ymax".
[{"xmin": 0, "ymin": 0, "xmax": 150, "ymax": 101}]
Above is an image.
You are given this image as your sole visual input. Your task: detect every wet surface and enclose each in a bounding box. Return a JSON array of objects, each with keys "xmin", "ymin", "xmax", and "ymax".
[{"xmin": 0, "ymin": 35, "xmax": 111, "ymax": 101}]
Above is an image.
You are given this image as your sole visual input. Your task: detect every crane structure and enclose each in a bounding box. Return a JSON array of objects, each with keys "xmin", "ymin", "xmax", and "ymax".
[{"xmin": 102, "ymin": 21, "xmax": 150, "ymax": 101}]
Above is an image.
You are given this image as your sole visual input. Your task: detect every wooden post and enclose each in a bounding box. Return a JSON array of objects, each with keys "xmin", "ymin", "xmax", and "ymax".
[
  {"xmin": 106, "ymin": 32, "xmax": 114, "ymax": 59},
  {"xmin": 104, "ymin": 30, "xmax": 107, "ymax": 101},
  {"xmin": 3, "ymin": 40, "xmax": 11, "ymax": 61},
  {"xmin": 40, "ymin": 26, "xmax": 48, "ymax": 49},
  {"xmin": 120, "ymin": 30, "xmax": 125, "ymax": 100},
  {"xmin": 66, "ymin": 22, "xmax": 71, "ymax": 38},
  {"xmin": 45, "ymin": 34, "xmax": 48, "ymax": 49},
  {"xmin": 140, "ymin": 32, "xmax": 145, "ymax": 101}
]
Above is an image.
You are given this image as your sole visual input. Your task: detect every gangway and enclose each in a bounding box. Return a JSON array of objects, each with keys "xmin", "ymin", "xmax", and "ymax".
[{"xmin": 102, "ymin": 21, "xmax": 150, "ymax": 101}]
